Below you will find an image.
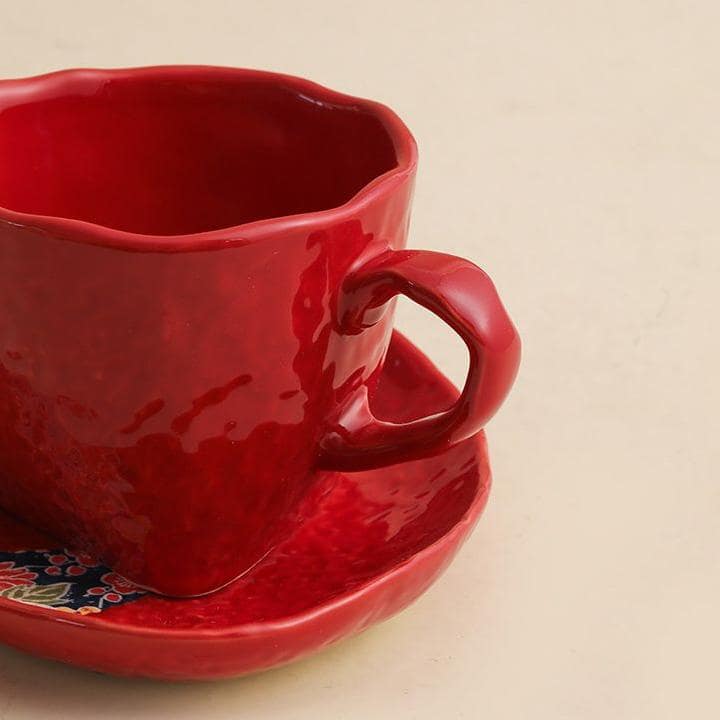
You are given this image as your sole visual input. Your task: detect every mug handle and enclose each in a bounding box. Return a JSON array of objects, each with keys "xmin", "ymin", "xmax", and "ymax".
[{"xmin": 318, "ymin": 249, "xmax": 521, "ymax": 471}]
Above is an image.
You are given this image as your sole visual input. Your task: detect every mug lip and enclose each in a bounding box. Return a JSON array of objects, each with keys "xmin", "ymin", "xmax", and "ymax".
[{"xmin": 0, "ymin": 65, "xmax": 418, "ymax": 252}]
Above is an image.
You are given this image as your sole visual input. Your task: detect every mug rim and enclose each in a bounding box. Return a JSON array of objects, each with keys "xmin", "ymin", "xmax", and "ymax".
[{"xmin": 0, "ymin": 65, "xmax": 418, "ymax": 252}]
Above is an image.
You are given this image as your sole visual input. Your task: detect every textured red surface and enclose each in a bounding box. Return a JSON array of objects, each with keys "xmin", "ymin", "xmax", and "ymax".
[
  {"xmin": 0, "ymin": 67, "xmax": 518, "ymax": 596},
  {"xmin": 0, "ymin": 334, "xmax": 491, "ymax": 679}
]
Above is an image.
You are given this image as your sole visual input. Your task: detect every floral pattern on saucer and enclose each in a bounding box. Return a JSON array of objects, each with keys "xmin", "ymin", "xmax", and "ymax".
[{"xmin": 0, "ymin": 549, "xmax": 145, "ymax": 614}]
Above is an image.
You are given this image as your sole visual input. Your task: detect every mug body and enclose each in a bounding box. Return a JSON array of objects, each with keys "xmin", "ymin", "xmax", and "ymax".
[{"xmin": 0, "ymin": 67, "xmax": 416, "ymax": 596}]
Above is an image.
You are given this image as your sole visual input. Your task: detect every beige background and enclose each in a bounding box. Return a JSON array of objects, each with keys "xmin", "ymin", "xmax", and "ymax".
[{"xmin": 0, "ymin": 1, "xmax": 718, "ymax": 718}]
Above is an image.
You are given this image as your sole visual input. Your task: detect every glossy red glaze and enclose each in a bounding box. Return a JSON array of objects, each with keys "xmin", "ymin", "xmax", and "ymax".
[
  {"xmin": 0, "ymin": 67, "xmax": 519, "ymax": 596},
  {"xmin": 0, "ymin": 334, "xmax": 492, "ymax": 680}
]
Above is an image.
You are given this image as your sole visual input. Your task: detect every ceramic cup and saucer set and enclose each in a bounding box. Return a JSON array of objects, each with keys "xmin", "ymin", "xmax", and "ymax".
[{"xmin": 0, "ymin": 66, "xmax": 520, "ymax": 679}]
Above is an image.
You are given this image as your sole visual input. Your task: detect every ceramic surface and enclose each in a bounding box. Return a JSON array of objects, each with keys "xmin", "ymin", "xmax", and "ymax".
[
  {"xmin": 0, "ymin": 334, "xmax": 491, "ymax": 680},
  {"xmin": 0, "ymin": 66, "xmax": 519, "ymax": 596}
]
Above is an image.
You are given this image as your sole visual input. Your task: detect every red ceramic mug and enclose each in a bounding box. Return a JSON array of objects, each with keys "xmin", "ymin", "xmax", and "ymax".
[{"xmin": 0, "ymin": 67, "xmax": 520, "ymax": 596}]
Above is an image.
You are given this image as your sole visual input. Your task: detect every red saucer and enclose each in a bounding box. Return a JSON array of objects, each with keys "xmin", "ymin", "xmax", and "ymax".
[{"xmin": 0, "ymin": 333, "xmax": 491, "ymax": 679}]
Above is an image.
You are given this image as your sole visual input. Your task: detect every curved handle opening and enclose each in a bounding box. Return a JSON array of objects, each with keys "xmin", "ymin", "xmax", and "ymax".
[{"xmin": 318, "ymin": 249, "xmax": 521, "ymax": 472}]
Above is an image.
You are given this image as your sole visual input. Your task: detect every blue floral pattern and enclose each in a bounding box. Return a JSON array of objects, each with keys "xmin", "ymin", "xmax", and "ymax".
[{"xmin": 0, "ymin": 549, "xmax": 145, "ymax": 614}]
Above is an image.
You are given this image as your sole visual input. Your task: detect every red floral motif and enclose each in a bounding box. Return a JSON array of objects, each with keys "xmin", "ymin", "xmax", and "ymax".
[
  {"xmin": 0, "ymin": 549, "xmax": 145, "ymax": 614},
  {"xmin": 68, "ymin": 550, "xmax": 100, "ymax": 568},
  {"xmin": 0, "ymin": 561, "xmax": 37, "ymax": 591},
  {"xmin": 100, "ymin": 572, "xmax": 139, "ymax": 595}
]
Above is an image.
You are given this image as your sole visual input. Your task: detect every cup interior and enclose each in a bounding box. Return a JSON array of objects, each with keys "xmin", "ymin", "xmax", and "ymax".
[{"xmin": 0, "ymin": 70, "xmax": 399, "ymax": 236}]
